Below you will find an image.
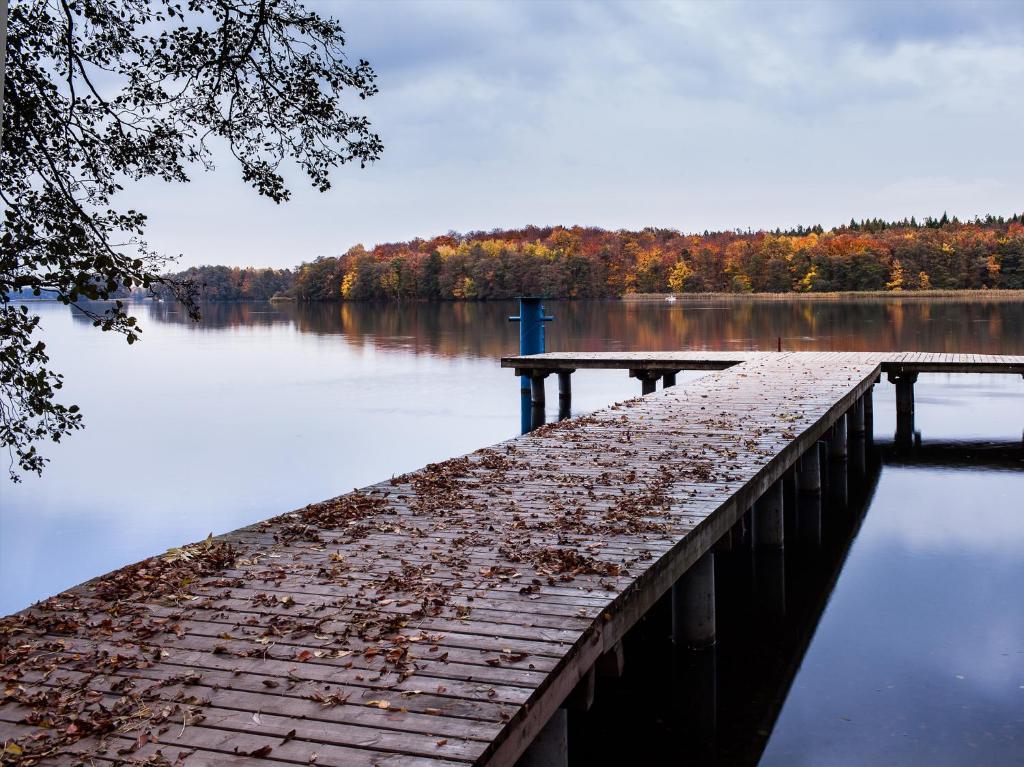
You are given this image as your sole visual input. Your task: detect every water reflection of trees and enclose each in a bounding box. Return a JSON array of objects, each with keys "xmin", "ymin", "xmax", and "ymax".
[{"xmin": 136, "ymin": 299, "xmax": 1024, "ymax": 358}]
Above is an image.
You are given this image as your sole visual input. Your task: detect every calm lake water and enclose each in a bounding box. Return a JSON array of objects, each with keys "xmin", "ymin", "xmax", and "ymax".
[{"xmin": 2, "ymin": 297, "xmax": 1022, "ymax": 764}]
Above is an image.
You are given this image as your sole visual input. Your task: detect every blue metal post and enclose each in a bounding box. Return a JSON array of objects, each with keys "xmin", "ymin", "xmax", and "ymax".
[{"xmin": 509, "ymin": 297, "xmax": 554, "ymax": 433}]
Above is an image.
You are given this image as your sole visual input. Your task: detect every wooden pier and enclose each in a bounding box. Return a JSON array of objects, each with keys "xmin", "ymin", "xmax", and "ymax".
[
  {"xmin": 503, "ymin": 350, "xmax": 1024, "ymax": 438},
  {"xmin": 1, "ymin": 352, "xmax": 1021, "ymax": 765}
]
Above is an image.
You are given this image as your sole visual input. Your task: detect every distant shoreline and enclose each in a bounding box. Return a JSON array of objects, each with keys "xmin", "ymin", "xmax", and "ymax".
[{"xmin": 11, "ymin": 289, "xmax": 1024, "ymax": 305}]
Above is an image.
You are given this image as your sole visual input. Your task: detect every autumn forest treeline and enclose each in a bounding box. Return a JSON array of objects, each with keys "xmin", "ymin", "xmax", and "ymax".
[{"xmin": 161, "ymin": 215, "xmax": 1024, "ymax": 302}]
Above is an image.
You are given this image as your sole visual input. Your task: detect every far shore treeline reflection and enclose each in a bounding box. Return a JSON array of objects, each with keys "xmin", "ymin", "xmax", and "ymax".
[
  {"xmin": 126, "ymin": 297, "xmax": 1024, "ymax": 360},
  {"xmin": 152, "ymin": 216, "xmax": 1024, "ymax": 302}
]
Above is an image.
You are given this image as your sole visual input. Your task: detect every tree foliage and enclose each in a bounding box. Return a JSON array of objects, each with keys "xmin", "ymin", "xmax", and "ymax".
[
  {"xmin": 154, "ymin": 265, "xmax": 294, "ymax": 301},
  {"xmin": 1, "ymin": 0, "xmax": 381, "ymax": 480},
  {"xmin": 277, "ymin": 216, "xmax": 1024, "ymax": 302}
]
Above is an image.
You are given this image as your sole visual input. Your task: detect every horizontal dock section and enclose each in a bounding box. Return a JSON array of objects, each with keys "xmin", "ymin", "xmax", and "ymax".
[
  {"xmin": 3, "ymin": 355, "xmax": 882, "ymax": 765},
  {"xmin": 501, "ymin": 350, "xmax": 1024, "ymax": 376}
]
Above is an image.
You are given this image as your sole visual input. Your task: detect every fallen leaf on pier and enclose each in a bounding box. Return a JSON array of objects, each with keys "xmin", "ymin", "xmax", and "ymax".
[{"xmin": 307, "ymin": 692, "xmax": 349, "ymax": 707}]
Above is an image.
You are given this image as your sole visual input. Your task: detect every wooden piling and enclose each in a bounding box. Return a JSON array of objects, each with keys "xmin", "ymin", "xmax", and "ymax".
[
  {"xmin": 888, "ymin": 371, "xmax": 918, "ymax": 446},
  {"xmin": 672, "ymin": 552, "xmax": 716, "ymax": 648},
  {"xmin": 530, "ymin": 373, "xmax": 547, "ymax": 431},
  {"xmin": 596, "ymin": 642, "xmax": 625, "ymax": 678},
  {"xmin": 752, "ymin": 481, "xmax": 786, "ymax": 614},
  {"xmin": 848, "ymin": 397, "xmax": 867, "ymax": 480},
  {"xmin": 848, "ymin": 396, "xmax": 866, "ymax": 438},
  {"xmin": 818, "ymin": 440, "xmax": 830, "ymax": 490},
  {"xmin": 829, "ymin": 416, "xmax": 848, "ymax": 460},
  {"xmin": 753, "ymin": 481, "xmax": 784, "ymax": 549},
  {"xmin": 630, "ymin": 369, "xmax": 660, "ymax": 395},
  {"xmin": 516, "ymin": 709, "xmax": 567, "ymax": 767},
  {"xmin": 565, "ymin": 668, "xmax": 595, "ymax": 712},
  {"xmin": 557, "ymin": 370, "xmax": 573, "ymax": 421},
  {"xmin": 800, "ymin": 443, "xmax": 822, "ymax": 494},
  {"xmin": 864, "ymin": 385, "xmax": 874, "ymax": 442}
]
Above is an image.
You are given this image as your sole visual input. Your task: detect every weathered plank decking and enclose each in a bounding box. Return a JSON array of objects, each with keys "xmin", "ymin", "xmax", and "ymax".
[
  {"xmin": 501, "ymin": 350, "xmax": 1024, "ymax": 376},
  {"xmin": 0, "ymin": 352, "xmax": 958, "ymax": 766}
]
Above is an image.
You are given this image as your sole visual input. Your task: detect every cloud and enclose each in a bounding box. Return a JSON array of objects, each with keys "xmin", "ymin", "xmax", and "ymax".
[{"xmin": 128, "ymin": 1, "xmax": 1024, "ymax": 267}]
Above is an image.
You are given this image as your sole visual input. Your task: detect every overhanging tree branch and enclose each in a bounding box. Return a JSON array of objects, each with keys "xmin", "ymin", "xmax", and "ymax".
[{"xmin": 1, "ymin": 0, "xmax": 381, "ymax": 482}]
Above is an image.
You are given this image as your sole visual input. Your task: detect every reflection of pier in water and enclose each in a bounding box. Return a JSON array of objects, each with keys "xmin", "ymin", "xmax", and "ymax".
[
  {"xmin": 877, "ymin": 438, "xmax": 1024, "ymax": 469},
  {"xmin": 569, "ymin": 440, "xmax": 1020, "ymax": 766}
]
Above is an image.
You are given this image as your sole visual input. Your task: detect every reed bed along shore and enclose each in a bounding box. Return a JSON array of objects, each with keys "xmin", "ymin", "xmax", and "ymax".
[{"xmin": 623, "ymin": 289, "xmax": 1024, "ymax": 303}]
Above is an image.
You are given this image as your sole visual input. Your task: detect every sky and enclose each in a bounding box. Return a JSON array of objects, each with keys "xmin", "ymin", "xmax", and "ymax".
[{"xmin": 132, "ymin": 0, "xmax": 1024, "ymax": 269}]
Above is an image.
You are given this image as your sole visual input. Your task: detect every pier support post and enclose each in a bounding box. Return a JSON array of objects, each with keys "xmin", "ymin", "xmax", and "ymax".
[
  {"xmin": 827, "ymin": 420, "xmax": 849, "ymax": 509},
  {"xmin": 739, "ymin": 507, "xmax": 753, "ymax": 552},
  {"xmin": 818, "ymin": 440, "xmax": 830, "ymax": 491},
  {"xmin": 662, "ymin": 370, "xmax": 678, "ymax": 388},
  {"xmin": 887, "ymin": 371, "xmax": 918, "ymax": 446},
  {"xmin": 515, "ymin": 708, "xmax": 567, "ymax": 767},
  {"xmin": 848, "ymin": 396, "xmax": 866, "ymax": 439},
  {"xmin": 753, "ymin": 481, "xmax": 784, "ymax": 550},
  {"xmin": 828, "ymin": 417, "xmax": 848, "ymax": 461},
  {"xmin": 564, "ymin": 668, "xmax": 595, "ymax": 712},
  {"xmin": 672, "ymin": 552, "xmax": 716, "ymax": 648},
  {"xmin": 848, "ymin": 396, "xmax": 867, "ymax": 480},
  {"xmin": 530, "ymin": 373, "xmax": 548, "ymax": 431},
  {"xmin": 557, "ymin": 370, "xmax": 574, "ymax": 421},
  {"xmin": 799, "ymin": 443, "xmax": 822, "ymax": 494},
  {"xmin": 798, "ymin": 444, "xmax": 822, "ymax": 548},
  {"xmin": 630, "ymin": 369, "xmax": 660, "ymax": 396},
  {"xmin": 864, "ymin": 386, "xmax": 874, "ymax": 443},
  {"xmin": 782, "ymin": 465, "xmax": 799, "ymax": 544},
  {"xmin": 753, "ymin": 481, "xmax": 785, "ymax": 615},
  {"xmin": 596, "ymin": 641, "xmax": 625, "ymax": 678}
]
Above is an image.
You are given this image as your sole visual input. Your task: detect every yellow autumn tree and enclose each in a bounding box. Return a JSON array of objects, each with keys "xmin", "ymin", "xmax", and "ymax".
[
  {"xmin": 667, "ymin": 260, "xmax": 694, "ymax": 293},
  {"xmin": 986, "ymin": 255, "xmax": 1000, "ymax": 284},
  {"xmin": 796, "ymin": 265, "xmax": 818, "ymax": 293},
  {"xmin": 886, "ymin": 259, "xmax": 905, "ymax": 291},
  {"xmin": 340, "ymin": 271, "xmax": 356, "ymax": 298}
]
